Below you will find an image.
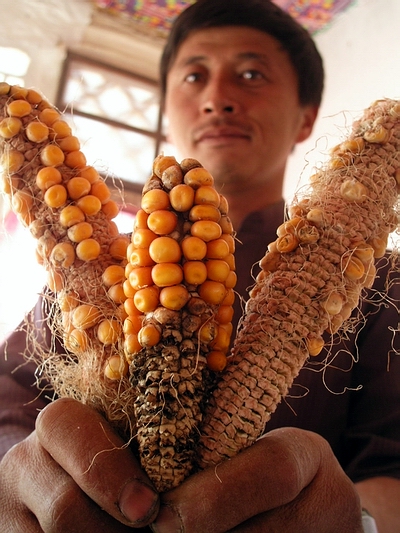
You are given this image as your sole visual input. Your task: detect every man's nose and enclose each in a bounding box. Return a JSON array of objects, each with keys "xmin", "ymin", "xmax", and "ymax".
[{"xmin": 201, "ymin": 78, "xmax": 239, "ymax": 115}]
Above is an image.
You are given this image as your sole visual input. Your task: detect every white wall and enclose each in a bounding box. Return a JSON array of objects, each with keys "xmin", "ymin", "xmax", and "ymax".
[{"xmin": 285, "ymin": 0, "xmax": 400, "ymax": 199}]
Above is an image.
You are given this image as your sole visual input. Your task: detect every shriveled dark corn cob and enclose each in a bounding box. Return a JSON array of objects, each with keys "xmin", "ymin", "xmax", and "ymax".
[
  {"xmin": 124, "ymin": 155, "xmax": 236, "ymax": 491},
  {"xmin": 0, "ymin": 82, "xmax": 133, "ymax": 434},
  {"xmin": 196, "ymin": 98, "xmax": 400, "ymax": 468}
]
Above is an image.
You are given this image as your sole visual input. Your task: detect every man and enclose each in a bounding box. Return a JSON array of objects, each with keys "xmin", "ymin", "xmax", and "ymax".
[{"xmin": 1, "ymin": 0, "xmax": 399, "ymax": 531}]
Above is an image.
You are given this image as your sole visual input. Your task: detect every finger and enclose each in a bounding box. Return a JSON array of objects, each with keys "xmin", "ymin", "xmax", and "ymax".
[
  {"xmin": 9, "ymin": 432, "xmax": 144, "ymax": 533},
  {"xmin": 36, "ymin": 398, "xmax": 159, "ymax": 528},
  {"xmin": 152, "ymin": 427, "xmax": 325, "ymax": 533}
]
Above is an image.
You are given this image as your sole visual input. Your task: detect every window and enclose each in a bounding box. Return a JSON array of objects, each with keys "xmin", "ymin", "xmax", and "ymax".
[
  {"xmin": 55, "ymin": 53, "xmax": 177, "ymax": 198},
  {"xmin": 0, "ymin": 47, "xmax": 30, "ymax": 85}
]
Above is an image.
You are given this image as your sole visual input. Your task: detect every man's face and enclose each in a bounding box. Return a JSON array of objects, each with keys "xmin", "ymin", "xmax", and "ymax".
[{"xmin": 164, "ymin": 26, "xmax": 316, "ymax": 193}]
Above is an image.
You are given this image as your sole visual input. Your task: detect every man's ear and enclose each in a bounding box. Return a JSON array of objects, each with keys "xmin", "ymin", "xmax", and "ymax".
[{"xmin": 296, "ymin": 105, "xmax": 319, "ymax": 143}]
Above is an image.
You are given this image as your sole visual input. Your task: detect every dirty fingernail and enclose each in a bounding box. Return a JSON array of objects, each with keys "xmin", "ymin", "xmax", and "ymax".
[
  {"xmin": 119, "ymin": 479, "xmax": 159, "ymax": 525},
  {"xmin": 151, "ymin": 503, "xmax": 184, "ymax": 533}
]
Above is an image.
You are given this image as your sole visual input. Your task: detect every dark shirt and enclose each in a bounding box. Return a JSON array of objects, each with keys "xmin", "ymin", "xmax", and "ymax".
[{"xmin": 1, "ymin": 201, "xmax": 400, "ymax": 485}]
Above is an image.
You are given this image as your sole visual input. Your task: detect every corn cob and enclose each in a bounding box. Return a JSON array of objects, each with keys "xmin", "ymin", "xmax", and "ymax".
[
  {"xmin": 196, "ymin": 98, "xmax": 400, "ymax": 468},
  {"xmin": 0, "ymin": 82, "xmax": 133, "ymax": 434},
  {"xmin": 124, "ymin": 155, "xmax": 236, "ymax": 491}
]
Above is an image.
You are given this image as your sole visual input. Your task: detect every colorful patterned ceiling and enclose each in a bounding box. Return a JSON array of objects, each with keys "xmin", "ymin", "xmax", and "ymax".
[{"xmin": 92, "ymin": 0, "xmax": 354, "ymax": 38}]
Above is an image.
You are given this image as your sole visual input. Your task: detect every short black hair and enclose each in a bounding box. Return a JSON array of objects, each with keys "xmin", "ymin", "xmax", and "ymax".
[{"xmin": 160, "ymin": 0, "xmax": 324, "ymax": 107}]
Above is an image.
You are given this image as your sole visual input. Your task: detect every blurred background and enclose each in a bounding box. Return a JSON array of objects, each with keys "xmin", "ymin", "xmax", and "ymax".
[{"xmin": 0, "ymin": 0, "xmax": 399, "ymax": 341}]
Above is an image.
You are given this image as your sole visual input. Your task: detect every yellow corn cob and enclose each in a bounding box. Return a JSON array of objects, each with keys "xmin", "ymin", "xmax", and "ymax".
[
  {"xmin": 124, "ymin": 155, "xmax": 236, "ymax": 491},
  {"xmin": 196, "ymin": 98, "xmax": 400, "ymax": 468},
  {"xmin": 0, "ymin": 82, "xmax": 133, "ymax": 434}
]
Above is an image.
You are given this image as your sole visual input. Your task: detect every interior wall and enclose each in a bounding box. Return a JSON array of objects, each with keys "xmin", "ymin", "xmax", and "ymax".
[{"xmin": 285, "ymin": 0, "xmax": 400, "ymax": 205}]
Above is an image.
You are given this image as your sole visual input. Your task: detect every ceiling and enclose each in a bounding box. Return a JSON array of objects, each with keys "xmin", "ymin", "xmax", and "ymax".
[{"xmin": 92, "ymin": 0, "xmax": 355, "ymax": 39}]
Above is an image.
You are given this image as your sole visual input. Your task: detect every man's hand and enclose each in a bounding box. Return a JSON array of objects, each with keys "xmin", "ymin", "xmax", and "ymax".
[
  {"xmin": 151, "ymin": 427, "xmax": 363, "ymax": 533},
  {"xmin": 0, "ymin": 397, "xmax": 159, "ymax": 532}
]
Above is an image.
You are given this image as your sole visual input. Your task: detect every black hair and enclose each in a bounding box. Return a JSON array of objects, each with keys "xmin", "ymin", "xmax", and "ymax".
[{"xmin": 160, "ymin": 0, "xmax": 324, "ymax": 107}]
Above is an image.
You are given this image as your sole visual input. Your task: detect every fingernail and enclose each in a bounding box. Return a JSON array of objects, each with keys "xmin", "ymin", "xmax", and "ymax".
[
  {"xmin": 151, "ymin": 503, "xmax": 184, "ymax": 533},
  {"xmin": 119, "ymin": 478, "xmax": 159, "ymax": 525}
]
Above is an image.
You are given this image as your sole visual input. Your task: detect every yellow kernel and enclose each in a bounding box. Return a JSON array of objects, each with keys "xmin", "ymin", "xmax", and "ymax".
[
  {"xmin": 44, "ymin": 184, "xmax": 67, "ymax": 208},
  {"xmin": 183, "ymin": 261, "xmax": 207, "ymax": 285},
  {"xmin": 26, "ymin": 89, "xmax": 43, "ymax": 105},
  {"xmin": 76, "ymin": 194, "xmax": 102, "ymax": 216},
  {"xmin": 219, "ymin": 194, "xmax": 229, "ymax": 215},
  {"xmin": 39, "ymin": 107, "xmax": 60, "ymax": 126},
  {"xmin": 64, "ymin": 150, "xmax": 87, "ymax": 169},
  {"xmin": 91, "ymin": 180, "xmax": 111, "ymax": 204},
  {"xmin": 169, "ymin": 183, "xmax": 195, "ymax": 211},
  {"xmin": 194, "ymin": 185, "xmax": 220, "ymax": 207},
  {"xmin": 109, "ymin": 236, "xmax": 129, "ymax": 260},
  {"xmin": 50, "ymin": 119, "xmax": 72, "ymax": 139},
  {"xmin": 80, "ymin": 166, "xmax": 100, "ymax": 184},
  {"xmin": 206, "ymin": 259, "xmax": 230, "ymax": 282},
  {"xmin": 220, "ymin": 233, "xmax": 235, "ymax": 254},
  {"xmin": 153, "ymin": 154, "xmax": 178, "ymax": 177},
  {"xmin": 147, "ymin": 209, "xmax": 177, "ymax": 235},
  {"xmin": 65, "ymin": 329, "xmax": 89, "ymax": 354},
  {"xmin": 129, "ymin": 266, "xmax": 153, "ymax": 290},
  {"xmin": 57, "ymin": 290, "xmax": 80, "ymax": 312},
  {"xmin": 59, "ymin": 205, "xmax": 85, "ymax": 228},
  {"xmin": 191, "ymin": 220, "xmax": 222, "ymax": 242},
  {"xmin": 1, "ymin": 149, "xmax": 25, "ymax": 173},
  {"xmin": 322, "ymin": 292, "xmax": 343, "ymax": 315},
  {"xmin": 340, "ymin": 178, "xmax": 367, "ymax": 202},
  {"xmin": 129, "ymin": 247, "xmax": 155, "ymax": 267},
  {"xmin": 198, "ymin": 280, "xmax": 227, "ymax": 305},
  {"xmin": 206, "ymin": 238, "xmax": 229, "ymax": 259},
  {"xmin": 97, "ymin": 318, "xmax": 122, "ymax": 345},
  {"xmin": 7, "ymin": 99, "xmax": 31, "ymax": 117},
  {"xmin": 107, "ymin": 283, "xmax": 127, "ymax": 304},
  {"xmin": 40, "ymin": 144, "xmax": 65, "ymax": 167},
  {"xmin": 0, "ymin": 173, "xmax": 19, "ymax": 194},
  {"xmin": 364, "ymin": 125, "xmax": 390, "ymax": 144},
  {"xmin": 152, "ymin": 262, "xmax": 183, "ymax": 287},
  {"xmin": 50, "ymin": 242, "xmax": 75, "ymax": 268},
  {"xmin": 210, "ymin": 325, "xmax": 231, "ymax": 353},
  {"xmin": 104, "ymin": 355, "xmax": 128, "ymax": 380},
  {"xmin": 36, "ymin": 166, "xmax": 62, "ymax": 190},
  {"xmin": 343, "ymin": 255, "xmax": 365, "ymax": 281},
  {"xmin": 0, "ymin": 117, "xmax": 22, "ymax": 138},
  {"xmin": 47, "ymin": 269, "xmax": 64, "ymax": 292},
  {"xmin": 57, "ymin": 135, "xmax": 81, "ymax": 152},
  {"xmin": 221, "ymin": 288, "xmax": 235, "ymax": 306},
  {"xmin": 189, "ymin": 204, "xmax": 221, "ymax": 222},
  {"xmin": 66, "ymin": 177, "xmax": 91, "ymax": 200},
  {"xmin": 225, "ymin": 270, "xmax": 237, "ymax": 289},
  {"xmin": 26, "ymin": 121, "xmax": 49, "ymax": 143},
  {"xmin": 134, "ymin": 286, "xmax": 160, "ymax": 313},
  {"xmin": 215, "ymin": 305, "xmax": 234, "ymax": 324},
  {"xmin": 159, "ymin": 285, "xmax": 190, "ymax": 311},
  {"xmin": 352, "ymin": 243, "xmax": 374, "ymax": 263},
  {"xmin": 0, "ymin": 82, "xmax": 10, "ymax": 95},
  {"xmin": 72, "ymin": 304, "xmax": 102, "ymax": 329},
  {"xmin": 67, "ymin": 221, "xmax": 93, "ymax": 243},
  {"xmin": 276, "ymin": 233, "xmax": 299, "ymax": 253},
  {"xmin": 206, "ymin": 350, "xmax": 227, "ymax": 372},
  {"xmin": 124, "ymin": 297, "xmax": 141, "ymax": 317},
  {"xmin": 181, "ymin": 236, "xmax": 207, "ymax": 260},
  {"xmin": 123, "ymin": 279, "xmax": 137, "ymax": 299},
  {"xmin": 184, "ymin": 167, "xmax": 214, "ymax": 188},
  {"xmin": 149, "ymin": 236, "xmax": 182, "ymax": 263},
  {"xmin": 123, "ymin": 314, "xmax": 144, "ymax": 335},
  {"xmin": 102, "ymin": 264, "xmax": 125, "ymax": 287},
  {"xmin": 132, "ymin": 228, "xmax": 157, "ymax": 249},
  {"xmin": 124, "ymin": 334, "xmax": 142, "ymax": 357},
  {"xmin": 367, "ymin": 236, "xmax": 387, "ymax": 258},
  {"xmin": 11, "ymin": 189, "xmax": 33, "ymax": 214},
  {"xmin": 101, "ymin": 200, "xmax": 120, "ymax": 219},
  {"xmin": 306, "ymin": 335, "xmax": 325, "ymax": 356},
  {"xmin": 141, "ymin": 188, "xmax": 170, "ymax": 213},
  {"xmin": 134, "ymin": 209, "xmax": 149, "ymax": 230},
  {"xmin": 138, "ymin": 323, "xmax": 161, "ymax": 348},
  {"xmin": 199, "ymin": 321, "xmax": 217, "ymax": 343},
  {"xmin": 76, "ymin": 238, "xmax": 100, "ymax": 262}
]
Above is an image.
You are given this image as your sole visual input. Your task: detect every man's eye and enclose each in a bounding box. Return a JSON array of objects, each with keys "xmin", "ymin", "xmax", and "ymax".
[
  {"xmin": 241, "ymin": 70, "xmax": 263, "ymax": 80},
  {"xmin": 184, "ymin": 73, "xmax": 201, "ymax": 83}
]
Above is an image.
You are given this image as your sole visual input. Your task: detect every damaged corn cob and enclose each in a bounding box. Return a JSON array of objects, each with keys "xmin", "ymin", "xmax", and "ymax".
[
  {"xmin": 196, "ymin": 98, "xmax": 400, "ymax": 468},
  {"xmin": 125, "ymin": 155, "xmax": 236, "ymax": 491},
  {"xmin": 0, "ymin": 82, "xmax": 133, "ymax": 433}
]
